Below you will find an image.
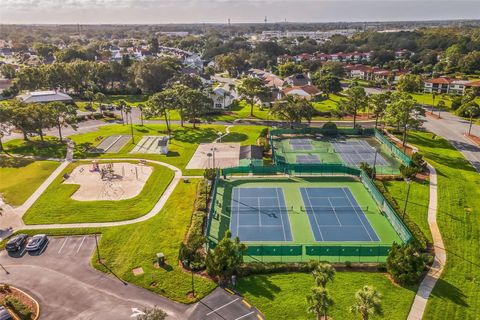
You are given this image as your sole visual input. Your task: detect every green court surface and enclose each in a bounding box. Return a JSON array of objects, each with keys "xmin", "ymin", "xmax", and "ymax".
[
  {"xmin": 207, "ymin": 177, "xmax": 402, "ymax": 263},
  {"xmin": 273, "ymin": 135, "xmax": 404, "ymax": 175}
]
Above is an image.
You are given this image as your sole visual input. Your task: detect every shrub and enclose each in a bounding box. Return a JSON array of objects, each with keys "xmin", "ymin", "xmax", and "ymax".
[
  {"xmin": 451, "ymin": 96, "xmax": 462, "ymax": 111},
  {"xmin": 259, "ymin": 127, "xmax": 269, "ymax": 138},
  {"xmin": 386, "ymin": 243, "xmax": 427, "ymax": 285},
  {"xmin": 0, "ymin": 284, "xmax": 10, "ymax": 293},
  {"xmin": 5, "ymin": 296, "xmax": 32, "ymax": 320},
  {"xmin": 322, "ymin": 121, "xmax": 337, "ymax": 131}
]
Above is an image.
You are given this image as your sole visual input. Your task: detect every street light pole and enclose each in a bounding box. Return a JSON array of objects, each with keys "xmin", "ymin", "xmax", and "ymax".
[
  {"xmin": 372, "ymin": 150, "xmax": 378, "ymax": 179},
  {"xmin": 129, "ymin": 111, "xmax": 135, "ymax": 144},
  {"xmin": 403, "ymin": 179, "xmax": 411, "ymax": 220},
  {"xmin": 94, "ymin": 233, "xmax": 101, "ymax": 263}
]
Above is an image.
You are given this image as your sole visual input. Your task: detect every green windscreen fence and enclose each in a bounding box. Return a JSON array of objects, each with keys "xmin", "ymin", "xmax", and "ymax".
[
  {"xmin": 222, "ymin": 164, "xmax": 361, "ymax": 176},
  {"xmin": 240, "ymin": 244, "xmax": 392, "ymax": 263},
  {"xmin": 373, "ymin": 129, "xmax": 412, "ymax": 166},
  {"xmin": 360, "ymin": 171, "xmax": 412, "ymax": 243}
]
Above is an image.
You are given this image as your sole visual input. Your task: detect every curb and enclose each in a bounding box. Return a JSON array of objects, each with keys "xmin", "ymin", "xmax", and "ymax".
[{"xmin": 4, "ymin": 285, "xmax": 40, "ymax": 320}]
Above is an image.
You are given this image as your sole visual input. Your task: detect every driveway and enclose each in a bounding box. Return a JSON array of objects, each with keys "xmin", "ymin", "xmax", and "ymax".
[
  {"xmin": 0, "ymin": 236, "xmax": 261, "ymax": 320},
  {"xmin": 422, "ymin": 110, "xmax": 480, "ymax": 172}
]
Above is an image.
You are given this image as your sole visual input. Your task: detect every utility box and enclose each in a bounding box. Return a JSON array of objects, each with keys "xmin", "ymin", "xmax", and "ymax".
[{"xmin": 156, "ymin": 252, "xmax": 165, "ymax": 266}]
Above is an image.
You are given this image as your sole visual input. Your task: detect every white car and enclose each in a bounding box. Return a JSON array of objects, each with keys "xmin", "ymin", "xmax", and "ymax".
[{"xmin": 26, "ymin": 234, "xmax": 48, "ymax": 252}]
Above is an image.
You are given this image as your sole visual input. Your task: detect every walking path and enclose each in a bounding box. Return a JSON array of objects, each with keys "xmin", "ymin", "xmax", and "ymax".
[
  {"xmin": 407, "ymin": 164, "xmax": 446, "ymax": 320},
  {"xmin": 214, "ymin": 125, "xmax": 233, "ymax": 142}
]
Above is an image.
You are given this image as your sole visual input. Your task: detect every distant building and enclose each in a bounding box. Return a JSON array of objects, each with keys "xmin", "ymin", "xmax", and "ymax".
[
  {"xmin": 18, "ymin": 90, "xmax": 74, "ymax": 104},
  {"xmin": 239, "ymin": 145, "xmax": 264, "ymax": 167},
  {"xmin": 211, "ymin": 85, "xmax": 235, "ymax": 109},
  {"xmin": 424, "ymin": 77, "xmax": 480, "ymax": 95},
  {"xmin": 158, "ymin": 136, "xmax": 169, "ymax": 155},
  {"xmin": 283, "ymin": 85, "xmax": 321, "ymax": 100},
  {"xmin": 285, "ymin": 73, "xmax": 311, "ymax": 87}
]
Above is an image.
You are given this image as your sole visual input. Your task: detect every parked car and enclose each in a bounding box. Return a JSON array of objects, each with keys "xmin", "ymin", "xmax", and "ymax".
[
  {"xmin": 106, "ymin": 105, "xmax": 115, "ymax": 111},
  {"xmin": 5, "ymin": 234, "xmax": 28, "ymax": 252},
  {"xmin": 0, "ymin": 306, "xmax": 12, "ymax": 320},
  {"xmin": 26, "ymin": 234, "xmax": 48, "ymax": 252}
]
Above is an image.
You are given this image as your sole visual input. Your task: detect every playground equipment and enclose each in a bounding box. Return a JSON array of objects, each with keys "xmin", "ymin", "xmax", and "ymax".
[
  {"xmin": 90, "ymin": 160, "xmax": 100, "ymax": 172},
  {"xmin": 100, "ymin": 163, "xmax": 115, "ymax": 180}
]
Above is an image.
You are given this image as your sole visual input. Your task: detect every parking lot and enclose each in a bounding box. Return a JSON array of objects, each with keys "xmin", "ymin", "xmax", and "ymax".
[
  {"xmin": 0, "ymin": 236, "xmax": 189, "ymax": 319},
  {"xmin": 0, "ymin": 236, "xmax": 263, "ymax": 320}
]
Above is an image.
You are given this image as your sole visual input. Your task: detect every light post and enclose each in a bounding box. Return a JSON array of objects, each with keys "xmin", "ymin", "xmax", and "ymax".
[
  {"xmin": 372, "ymin": 150, "xmax": 378, "ymax": 179},
  {"xmin": 211, "ymin": 147, "xmax": 217, "ymax": 169},
  {"xmin": 138, "ymin": 104, "xmax": 144, "ymax": 126},
  {"xmin": 403, "ymin": 178, "xmax": 411, "ymax": 220},
  {"xmin": 207, "ymin": 152, "xmax": 212, "ymax": 169},
  {"xmin": 183, "ymin": 259, "xmax": 195, "ymax": 298},
  {"xmin": 94, "ymin": 233, "xmax": 101, "ymax": 263}
]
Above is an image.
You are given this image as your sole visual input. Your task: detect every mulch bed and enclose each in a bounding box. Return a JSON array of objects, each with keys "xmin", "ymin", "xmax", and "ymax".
[
  {"xmin": 0, "ymin": 285, "xmax": 38, "ymax": 319},
  {"xmin": 465, "ymin": 134, "xmax": 480, "ymax": 146},
  {"xmin": 426, "ymin": 112, "xmax": 442, "ymax": 120}
]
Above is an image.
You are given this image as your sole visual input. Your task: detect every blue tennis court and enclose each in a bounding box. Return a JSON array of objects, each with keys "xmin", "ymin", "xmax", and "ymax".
[
  {"xmin": 300, "ymin": 187, "xmax": 380, "ymax": 242},
  {"xmin": 289, "ymin": 138, "xmax": 313, "ymax": 151},
  {"xmin": 230, "ymin": 187, "xmax": 293, "ymax": 242},
  {"xmin": 332, "ymin": 140, "xmax": 388, "ymax": 166},
  {"xmin": 296, "ymin": 154, "xmax": 321, "ymax": 164}
]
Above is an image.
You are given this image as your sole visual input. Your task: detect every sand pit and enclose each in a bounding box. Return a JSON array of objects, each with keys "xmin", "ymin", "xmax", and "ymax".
[
  {"xmin": 63, "ymin": 162, "xmax": 153, "ymax": 201},
  {"xmin": 186, "ymin": 143, "xmax": 240, "ymax": 169}
]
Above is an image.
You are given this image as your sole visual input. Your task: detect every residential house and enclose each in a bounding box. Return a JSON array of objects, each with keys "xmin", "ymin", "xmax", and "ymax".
[
  {"xmin": 283, "ymin": 85, "xmax": 321, "ymax": 100},
  {"xmin": 285, "ymin": 73, "xmax": 311, "ymax": 86},
  {"xmin": 211, "ymin": 85, "xmax": 235, "ymax": 109},
  {"xmin": 424, "ymin": 77, "xmax": 455, "ymax": 94}
]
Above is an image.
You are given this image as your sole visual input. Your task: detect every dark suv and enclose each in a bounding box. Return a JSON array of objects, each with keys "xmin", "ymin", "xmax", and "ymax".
[{"xmin": 5, "ymin": 234, "xmax": 28, "ymax": 252}]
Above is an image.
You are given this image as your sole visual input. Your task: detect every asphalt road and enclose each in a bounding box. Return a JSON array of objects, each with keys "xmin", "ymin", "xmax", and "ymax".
[
  {"xmin": 0, "ymin": 236, "xmax": 261, "ymax": 320},
  {"xmin": 422, "ymin": 109, "xmax": 480, "ymax": 172}
]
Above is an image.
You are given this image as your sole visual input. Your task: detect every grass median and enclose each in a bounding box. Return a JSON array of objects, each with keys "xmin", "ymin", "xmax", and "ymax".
[{"xmin": 0, "ymin": 158, "xmax": 60, "ymax": 207}]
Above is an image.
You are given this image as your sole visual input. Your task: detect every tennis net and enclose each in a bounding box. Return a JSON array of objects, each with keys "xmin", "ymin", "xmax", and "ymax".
[{"xmin": 301, "ymin": 205, "xmax": 370, "ymax": 213}]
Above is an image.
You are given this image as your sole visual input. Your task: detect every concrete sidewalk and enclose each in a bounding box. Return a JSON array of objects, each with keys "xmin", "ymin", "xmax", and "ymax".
[{"xmin": 407, "ymin": 164, "xmax": 446, "ymax": 320}]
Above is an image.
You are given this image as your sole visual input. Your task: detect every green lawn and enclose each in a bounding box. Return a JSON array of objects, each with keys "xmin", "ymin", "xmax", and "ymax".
[
  {"xmin": 23, "ymin": 160, "xmax": 174, "ymax": 224},
  {"xmin": 312, "ymin": 94, "xmax": 344, "ymax": 115},
  {"xmin": 221, "ymin": 125, "xmax": 267, "ymax": 145},
  {"xmin": 381, "ymin": 179, "xmax": 432, "ymax": 244},
  {"xmin": 93, "ymin": 179, "xmax": 216, "ymax": 303},
  {"xmin": 69, "ymin": 123, "xmax": 227, "ymax": 176},
  {"xmin": 3, "ymin": 136, "xmax": 67, "ymax": 158},
  {"xmin": 237, "ymin": 272, "xmax": 416, "ymax": 320},
  {"xmin": 0, "ymin": 158, "xmax": 60, "ymax": 206},
  {"xmin": 405, "ymin": 131, "xmax": 480, "ymax": 319}
]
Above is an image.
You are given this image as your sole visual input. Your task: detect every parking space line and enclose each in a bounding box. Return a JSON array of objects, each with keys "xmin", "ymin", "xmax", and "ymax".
[
  {"xmin": 58, "ymin": 237, "xmax": 69, "ymax": 254},
  {"xmin": 76, "ymin": 236, "xmax": 87, "ymax": 253},
  {"xmin": 206, "ymin": 298, "xmax": 240, "ymax": 316},
  {"xmin": 225, "ymin": 288, "xmax": 235, "ymax": 295},
  {"xmin": 234, "ymin": 311, "xmax": 255, "ymax": 320}
]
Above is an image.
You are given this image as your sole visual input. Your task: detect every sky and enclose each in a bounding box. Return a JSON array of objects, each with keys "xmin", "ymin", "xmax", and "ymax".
[{"xmin": 1, "ymin": 0, "xmax": 480, "ymax": 24}]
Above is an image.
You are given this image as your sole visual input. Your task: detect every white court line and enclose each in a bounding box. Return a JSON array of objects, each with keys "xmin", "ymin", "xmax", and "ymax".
[
  {"xmin": 206, "ymin": 298, "xmax": 240, "ymax": 316},
  {"xmin": 76, "ymin": 236, "xmax": 87, "ymax": 253},
  {"xmin": 58, "ymin": 237, "xmax": 69, "ymax": 254},
  {"xmin": 234, "ymin": 311, "xmax": 255, "ymax": 320}
]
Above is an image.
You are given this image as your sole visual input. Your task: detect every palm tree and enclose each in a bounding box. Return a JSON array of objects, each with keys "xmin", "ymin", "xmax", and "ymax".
[
  {"xmin": 312, "ymin": 263, "xmax": 336, "ymax": 288},
  {"xmin": 306, "ymin": 286, "xmax": 334, "ymax": 320},
  {"xmin": 350, "ymin": 286, "xmax": 382, "ymax": 320}
]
